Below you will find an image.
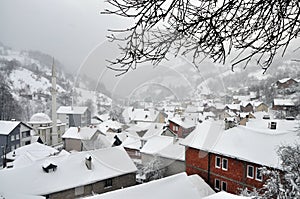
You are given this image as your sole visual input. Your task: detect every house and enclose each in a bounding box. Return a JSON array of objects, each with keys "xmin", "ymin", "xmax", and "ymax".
[
  {"xmin": 122, "ymin": 123, "xmax": 165, "ymax": 160},
  {"xmin": 224, "ymin": 104, "xmax": 240, "ymax": 113},
  {"xmin": 0, "ymin": 121, "xmax": 32, "ymax": 167},
  {"xmin": 27, "ymin": 113, "xmax": 66, "ymax": 146},
  {"xmin": 5, "ymin": 142, "xmax": 59, "ymax": 169},
  {"xmin": 181, "ymin": 119, "xmax": 300, "ymax": 194},
  {"xmin": 0, "ymin": 146, "xmax": 137, "ymax": 198},
  {"xmin": 85, "ymin": 172, "xmax": 215, "ymax": 199},
  {"xmin": 253, "ymin": 101, "xmax": 268, "ymax": 112},
  {"xmin": 57, "ymin": 106, "xmax": 91, "ymax": 129},
  {"xmin": 272, "ymin": 99, "xmax": 295, "ymax": 111},
  {"xmin": 97, "ymin": 119, "xmax": 124, "ymax": 133},
  {"xmin": 93, "ymin": 113, "xmax": 110, "ymax": 123},
  {"xmin": 168, "ymin": 116, "xmax": 196, "ymax": 138},
  {"xmin": 274, "ymin": 77, "xmax": 298, "ymax": 89},
  {"xmin": 140, "ymin": 135, "xmax": 186, "ymax": 177},
  {"xmin": 62, "ymin": 126, "xmax": 108, "ymax": 151},
  {"xmin": 122, "ymin": 107, "xmax": 165, "ymax": 124},
  {"xmin": 239, "ymin": 101, "xmax": 254, "ymax": 113}
]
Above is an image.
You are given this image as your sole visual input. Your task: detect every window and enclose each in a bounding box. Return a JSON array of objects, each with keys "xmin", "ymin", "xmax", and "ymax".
[
  {"xmin": 16, "ymin": 134, "xmax": 20, "ymax": 140},
  {"xmin": 214, "ymin": 179, "xmax": 220, "ymax": 190},
  {"xmin": 247, "ymin": 165, "xmax": 254, "ymax": 178},
  {"xmin": 11, "ymin": 145, "xmax": 15, "ymax": 151},
  {"xmin": 172, "ymin": 125, "xmax": 178, "ymax": 131},
  {"xmin": 16, "ymin": 144, "xmax": 20, "ymax": 148},
  {"xmin": 104, "ymin": 179, "xmax": 112, "ymax": 188},
  {"xmin": 256, "ymin": 167, "xmax": 263, "ymax": 181},
  {"xmin": 222, "ymin": 158, "xmax": 228, "ymax": 171},
  {"xmin": 222, "ymin": 181, "xmax": 227, "ymax": 191},
  {"xmin": 75, "ymin": 186, "xmax": 84, "ymax": 196},
  {"xmin": 25, "ymin": 141, "xmax": 30, "ymax": 145},
  {"xmin": 10, "ymin": 135, "xmax": 15, "ymax": 141},
  {"xmin": 215, "ymin": 156, "xmax": 221, "ymax": 168}
]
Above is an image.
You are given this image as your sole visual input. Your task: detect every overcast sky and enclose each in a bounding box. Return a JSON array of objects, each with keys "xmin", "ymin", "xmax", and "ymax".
[{"xmin": 0, "ymin": 0, "xmax": 131, "ymax": 72}]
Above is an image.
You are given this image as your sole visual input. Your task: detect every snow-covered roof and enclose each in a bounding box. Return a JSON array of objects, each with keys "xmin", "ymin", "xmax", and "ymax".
[
  {"xmin": 97, "ymin": 120, "xmax": 123, "ymax": 133},
  {"xmin": 252, "ymin": 101, "xmax": 266, "ymax": 107},
  {"xmin": 240, "ymin": 101, "xmax": 252, "ymax": 107},
  {"xmin": 93, "ymin": 113, "xmax": 110, "ymax": 122},
  {"xmin": 6, "ymin": 142, "xmax": 58, "ymax": 161},
  {"xmin": 125, "ymin": 122, "xmax": 151, "ymax": 133},
  {"xmin": 0, "ymin": 146, "xmax": 137, "ymax": 196},
  {"xmin": 277, "ymin": 77, "xmax": 292, "ymax": 84},
  {"xmin": 0, "ymin": 192, "xmax": 45, "ymax": 199},
  {"xmin": 56, "ymin": 106, "xmax": 88, "ymax": 114},
  {"xmin": 62, "ymin": 127, "xmax": 99, "ymax": 140},
  {"xmin": 169, "ymin": 116, "xmax": 196, "ymax": 129},
  {"xmin": 181, "ymin": 119, "xmax": 300, "ymax": 169},
  {"xmin": 142, "ymin": 123, "xmax": 165, "ymax": 140},
  {"xmin": 233, "ymin": 95, "xmax": 251, "ymax": 102},
  {"xmin": 225, "ymin": 104, "xmax": 240, "ymax": 111},
  {"xmin": 86, "ymin": 172, "xmax": 215, "ymax": 199},
  {"xmin": 203, "ymin": 191, "xmax": 252, "ymax": 199},
  {"xmin": 122, "ymin": 107, "xmax": 159, "ymax": 123},
  {"xmin": 0, "ymin": 121, "xmax": 22, "ymax": 135},
  {"xmin": 141, "ymin": 136, "xmax": 185, "ymax": 161},
  {"xmin": 121, "ymin": 136, "xmax": 141, "ymax": 150},
  {"xmin": 29, "ymin": 113, "xmax": 51, "ymax": 124},
  {"xmin": 185, "ymin": 105, "xmax": 202, "ymax": 113},
  {"xmin": 273, "ymin": 99, "xmax": 295, "ymax": 106}
]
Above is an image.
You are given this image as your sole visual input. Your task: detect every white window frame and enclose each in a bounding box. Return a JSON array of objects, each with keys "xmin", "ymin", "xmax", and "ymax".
[
  {"xmin": 11, "ymin": 145, "xmax": 15, "ymax": 151},
  {"xmin": 215, "ymin": 156, "xmax": 221, "ymax": 168},
  {"xmin": 222, "ymin": 158, "xmax": 228, "ymax": 171},
  {"xmin": 16, "ymin": 143, "xmax": 20, "ymax": 148},
  {"xmin": 247, "ymin": 165, "xmax": 254, "ymax": 179},
  {"xmin": 16, "ymin": 134, "xmax": 20, "ymax": 140},
  {"xmin": 255, "ymin": 167, "xmax": 263, "ymax": 181},
  {"xmin": 214, "ymin": 179, "xmax": 220, "ymax": 190},
  {"xmin": 10, "ymin": 135, "xmax": 15, "ymax": 141},
  {"xmin": 221, "ymin": 181, "xmax": 227, "ymax": 191}
]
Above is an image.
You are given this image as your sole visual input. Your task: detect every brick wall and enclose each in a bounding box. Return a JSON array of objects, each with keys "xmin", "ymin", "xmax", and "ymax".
[{"xmin": 186, "ymin": 147, "xmax": 264, "ymax": 194}]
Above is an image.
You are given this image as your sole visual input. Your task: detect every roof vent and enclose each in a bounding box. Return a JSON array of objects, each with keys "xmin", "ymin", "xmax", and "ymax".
[
  {"xmin": 85, "ymin": 155, "xmax": 92, "ymax": 170},
  {"xmin": 42, "ymin": 161, "xmax": 57, "ymax": 173}
]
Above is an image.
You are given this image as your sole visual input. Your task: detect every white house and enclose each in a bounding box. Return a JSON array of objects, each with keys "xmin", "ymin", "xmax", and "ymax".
[{"xmin": 0, "ymin": 146, "xmax": 137, "ymax": 198}]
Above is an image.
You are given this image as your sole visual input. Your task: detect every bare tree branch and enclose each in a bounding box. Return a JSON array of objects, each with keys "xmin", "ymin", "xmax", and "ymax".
[{"xmin": 103, "ymin": 0, "xmax": 300, "ymax": 75}]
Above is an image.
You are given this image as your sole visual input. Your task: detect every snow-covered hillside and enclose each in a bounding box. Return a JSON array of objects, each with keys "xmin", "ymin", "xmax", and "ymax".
[{"xmin": 0, "ymin": 44, "xmax": 112, "ymax": 120}]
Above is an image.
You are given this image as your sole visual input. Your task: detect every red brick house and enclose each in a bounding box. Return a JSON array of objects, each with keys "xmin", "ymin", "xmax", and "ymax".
[
  {"xmin": 181, "ymin": 120, "xmax": 299, "ymax": 194},
  {"xmin": 168, "ymin": 116, "xmax": 196, "ymax": 138}
]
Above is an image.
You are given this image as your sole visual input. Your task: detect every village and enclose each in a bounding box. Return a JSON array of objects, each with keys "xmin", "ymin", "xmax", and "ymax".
[{"xmin": 0, "ymin": 60, "xmax": 299, "ymax": 199}]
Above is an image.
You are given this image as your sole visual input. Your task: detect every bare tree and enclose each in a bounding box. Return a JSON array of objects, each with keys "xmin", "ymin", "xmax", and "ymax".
[{"xmin": 103, "ymin": 0, "xmax": 300, "ymax": 75}]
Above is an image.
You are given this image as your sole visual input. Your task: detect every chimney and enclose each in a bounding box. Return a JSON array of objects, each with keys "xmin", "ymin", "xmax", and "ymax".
[
  {"xmin": 85, "ymin": 155, "xmax": 92, "ymax": 170},
  {"xmin": 269, "ymin": 122, "xmax": 277, "ymax": 130}
]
